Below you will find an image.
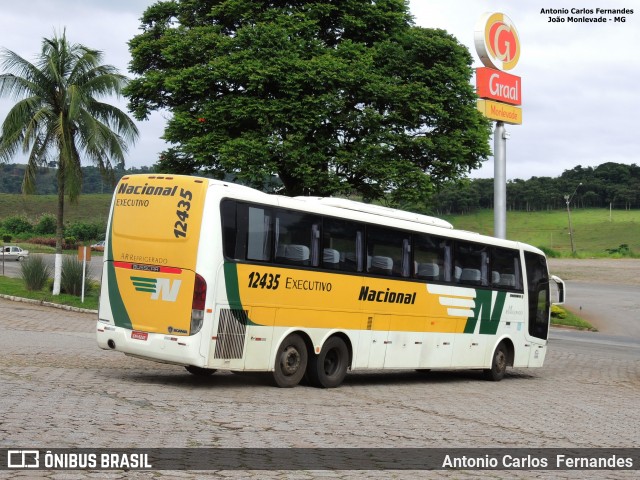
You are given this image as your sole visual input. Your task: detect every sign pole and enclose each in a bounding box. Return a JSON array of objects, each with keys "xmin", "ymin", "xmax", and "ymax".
[
  {"xmin": 493, "ymin": 121, "xmax": 507, "ymax": 239},
  {"xmin": 474, "ymin": 12, "xmax": 521, "ymax": 240},
  {"xmin": 81, "ymin": 247, "xmax": 86, "ymax": 303},
  {"xmin": 78, "ymin": 246, "xmax": 90, "ymax": 303}
]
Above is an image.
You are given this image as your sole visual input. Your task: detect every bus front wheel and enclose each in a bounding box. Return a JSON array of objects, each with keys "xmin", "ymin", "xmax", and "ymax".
[
  {"xmin": 483, "ymin": 342, "xmax": 508, "ymax": 381},
  {"xmin": 273, "ymin": 334, "xmax": 308, "ymax": 388},
  {"xmin": 306, "ymin": 336, "xmax": 349, "ymax": 388}
]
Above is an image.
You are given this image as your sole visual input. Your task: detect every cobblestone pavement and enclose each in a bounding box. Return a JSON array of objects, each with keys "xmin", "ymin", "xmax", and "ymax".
[{"xmin": 0, "ymin": 298, "xmax": 639, "ymax": 479}]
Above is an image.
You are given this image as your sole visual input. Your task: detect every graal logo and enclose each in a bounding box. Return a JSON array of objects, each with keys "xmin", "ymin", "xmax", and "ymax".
[
  {"xmin": 130, "ymin": 277, "xmax": 181, "ymax": 301},
  {"xmin": 8, "ymin": 450, "xmax": 39, "ymax": 468}
]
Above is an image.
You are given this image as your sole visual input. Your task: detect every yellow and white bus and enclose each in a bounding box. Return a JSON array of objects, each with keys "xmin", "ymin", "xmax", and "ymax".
[{"xmin": 97, "ymin": 174, "xmax": 565, "ymax": 388}]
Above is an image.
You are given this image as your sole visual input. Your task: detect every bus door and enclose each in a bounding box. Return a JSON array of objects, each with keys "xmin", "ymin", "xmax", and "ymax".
[{"xmin": 524, "ymin": 252, "xmax": 551, "ymax": 367}]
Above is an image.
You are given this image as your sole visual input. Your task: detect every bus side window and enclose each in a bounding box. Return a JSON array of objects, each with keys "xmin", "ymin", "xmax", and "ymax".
[
  {"xmin": 274, "ymin": 210, "xmax": 320, "ymax": 267},
  {"xmin": 221, "ymin": 199, "xmax": 252, "ymax": 261},
  {"xmin": 366, "ymin": 226, "xmax": 408, "ymax": 277},
  {"xmin": 454, "ymin": 242, "xmax": 489, "ymax": 286},
  {"xmin": 413, "ymin": 234, "xmax": 447, "ymax": 281},
  {"xmin": 491, "ymin": 247, "xmax": 523, "ymax": 291},
  {"xmin": 323, "ymin": 218, "xmax": 360, "ymax": 272},
  {"xmin": 220, "ymin": 200, "xmax": 238, "ymax": 260},
  {"xmin": 246, "ymin": 205, "xmax": 273, "ymax": 262}
]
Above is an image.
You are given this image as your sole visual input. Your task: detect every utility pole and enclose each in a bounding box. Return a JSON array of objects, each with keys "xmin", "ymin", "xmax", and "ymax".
[{"xmin": 564, "ymin": 183, "xmax": 582, "ymax": 255}]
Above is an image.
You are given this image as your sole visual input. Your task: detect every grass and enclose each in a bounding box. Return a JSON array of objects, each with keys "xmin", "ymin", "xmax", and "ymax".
[
  {"xmin": 551, "ymin": 306, "xmax": 596, "ymax": 331},
  {"xmin": 0, "ymin": 193, "xmax": 112, "ymax": 224},
  {"xmin": 0, "ymin": 275, "xmax": 98, "ymax": 310},
  {"xmin": 443, "ymin": 208, "xmax": 640, "ymax": 257}
]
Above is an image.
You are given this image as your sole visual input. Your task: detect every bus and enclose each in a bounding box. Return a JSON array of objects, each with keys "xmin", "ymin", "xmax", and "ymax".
[{"xmin": 97, "ymin": 174, "xmax": 565, "ymax": 388}]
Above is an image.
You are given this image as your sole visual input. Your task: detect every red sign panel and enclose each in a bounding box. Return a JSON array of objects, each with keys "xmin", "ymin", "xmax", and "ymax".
[
  {"xmin": 476, "ymin": 67, "xmax": 522, "ymax": 106},
  {"xmin": 131, "ymin": 331, "xmax": 149, "ymax": 341}
]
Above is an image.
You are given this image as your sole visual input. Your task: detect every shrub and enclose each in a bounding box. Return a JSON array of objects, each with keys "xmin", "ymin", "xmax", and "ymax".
[
  {"xmin": 65, "ymin": 221, "xmax": 105, "ymax": 242},
  {"xmin": 34, "ymin": 214, "xmax": 57, "ymax": 235},
  {"xmin": 60, "ymin": 256, "xmax": 92, "ymax": 296},
  {"xmin": 64, "ymin": 237, "xmax": 78, "ymax": 249},
  {"xmin": 3, "ymin": 215, "xmax": 33, "ymax": 235},
  {"xmin": 26, "ymin": 237, "xmax": 57, "ymax": 248},
  {"xmin": 20, "ymin": 255, "xmax": 51, "ymax": 291},
  {"xmin": 2, "ymin": 234, "xmax": 11, "ymax": 243},
  {"xmin": 551, "ymin": 305, "xmax": 567, "ymax": 320},
  {"xmin": 605, "ymin": 244, "xmax": 632, "ymax": 257}
]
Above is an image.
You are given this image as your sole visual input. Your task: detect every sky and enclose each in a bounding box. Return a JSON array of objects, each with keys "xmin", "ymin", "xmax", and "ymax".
[{"xmin": 0, "ymin": 0, "xmax": 639, "ymax": 181}]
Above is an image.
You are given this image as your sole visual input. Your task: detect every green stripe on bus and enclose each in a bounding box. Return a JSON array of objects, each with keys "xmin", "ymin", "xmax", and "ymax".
[
  {"xmin": 223, "ymin": 262, "xmax": 243, "ymax": 310},
  {"xmin": 223, "ymin": 263, "xmax": 258, "ymax": 326},
  {"xmin": 106, "ymin": 222, "xmax": 132, "ymax": 330}
]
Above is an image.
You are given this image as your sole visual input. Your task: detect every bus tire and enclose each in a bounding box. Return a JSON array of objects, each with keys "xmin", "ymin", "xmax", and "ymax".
[
  {"xmin": 185, "ymin": 365, "xmax": 216, "ymax": 376},
  {"xmin": 273, "ymin": 334, "xmax": 308, "ymax": 388},
  {"xmin": 306, "ymin": 336, "xmax": 349, "ymax": 388},
  {"xmin": 483, "ymin": 342, "xmax": 508, "ymax": 381}
]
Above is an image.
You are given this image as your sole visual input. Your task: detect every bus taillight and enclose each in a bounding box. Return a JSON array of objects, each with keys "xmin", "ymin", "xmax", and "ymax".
[{"xmin": 191, "ymin": 273, "xmax": 207, "ymax": 334}]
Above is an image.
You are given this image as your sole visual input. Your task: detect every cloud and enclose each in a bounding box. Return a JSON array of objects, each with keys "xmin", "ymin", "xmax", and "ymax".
[
  {"xmin": 1, "ymin": 0, "xmax": 638, "ymax": 180},
  {"xmin": 410, "ymin": 0, "xmax": 640, "ymax": 180},
  {"xmin": 0, "ymin": 0, "xmax": 166, "ymax": 169}
]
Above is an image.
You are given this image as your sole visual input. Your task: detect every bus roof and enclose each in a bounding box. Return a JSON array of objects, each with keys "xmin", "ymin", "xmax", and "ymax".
[
  {"xmin": 178, "ymin": 176, "xmax": 540, "ymax": 255},
  {"xmin": 293, "ymin": 197, "xmax": 454, "ymax": 229}
]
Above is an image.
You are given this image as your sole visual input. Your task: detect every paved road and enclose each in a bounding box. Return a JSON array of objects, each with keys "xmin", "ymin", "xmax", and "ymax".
[
  {"xmin": 547, "ymin": 259, "xmax": 640, "ymax": 337},
  {"xmin": 0, "ymin": 298, "xmax": 638, "ymax": 479},
  {"xmin": 562, "ymin": 282, "xmax": 640, "ymax": 337}
]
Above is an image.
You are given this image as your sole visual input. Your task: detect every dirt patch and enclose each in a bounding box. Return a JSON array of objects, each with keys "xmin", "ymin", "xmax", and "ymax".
[{"xmin": 548, "ymin": 258, "xmax": 640, "ymax": 286}]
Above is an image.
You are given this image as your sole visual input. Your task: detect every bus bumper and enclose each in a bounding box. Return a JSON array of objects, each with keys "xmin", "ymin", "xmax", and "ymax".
[{"xmin": 96, "ymin": 321, "xmax": 205, "ymax": 366}]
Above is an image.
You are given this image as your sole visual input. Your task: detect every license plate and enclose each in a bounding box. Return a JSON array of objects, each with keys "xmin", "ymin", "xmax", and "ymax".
[{"xmin": 131, "ymin": 331, "xmax": 148, "ymax": 341}]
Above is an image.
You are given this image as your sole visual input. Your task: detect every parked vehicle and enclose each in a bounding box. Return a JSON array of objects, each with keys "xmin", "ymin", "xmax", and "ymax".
[
  {"xmin": 91, "ymin": 241, "xmax": 105, "ymax": 252},
  {"xmin": 1, "ymin": 245, "xmax": 29, "ymax": 261}
]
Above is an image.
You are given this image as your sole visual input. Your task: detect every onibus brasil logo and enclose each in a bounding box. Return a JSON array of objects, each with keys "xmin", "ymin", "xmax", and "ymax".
[{"xmin": 130, "ymin": 276, "xmax": 182, "ymax": 302}]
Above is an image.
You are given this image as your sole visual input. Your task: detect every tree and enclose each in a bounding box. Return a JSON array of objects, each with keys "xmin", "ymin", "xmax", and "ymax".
[
  {"xmin": 0, "ymin": 31, "xmax": 138, "ymax": 294},
  {"xmin": 126, "ymin": 0, "xmax": 491, "ymax": 204}
]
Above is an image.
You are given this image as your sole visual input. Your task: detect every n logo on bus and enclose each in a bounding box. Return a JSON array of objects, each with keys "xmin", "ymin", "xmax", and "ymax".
[
  {"xmin": 426, "ymin": 285, "xmax": 506, "ymax": 335},
  {"xmin": 130, "ymin": 276, "xmax": 182, "ymax": 302},
  {"xmin": 464, "ymin": 290, "xmax": 507, "ymax": 335}
]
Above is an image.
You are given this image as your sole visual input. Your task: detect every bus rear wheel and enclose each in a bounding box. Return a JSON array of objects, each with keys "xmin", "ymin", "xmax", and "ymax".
[
  {"xmin": 306, "ymin": 336, "xmax": 349, "ymax": 388},
  {"xmin": 273, "ymin": 334, "xmax": 308, "ymax": 388},
  {"xmin": 483, "ymin": 342, "xmax": 508, "ymax": 381}
]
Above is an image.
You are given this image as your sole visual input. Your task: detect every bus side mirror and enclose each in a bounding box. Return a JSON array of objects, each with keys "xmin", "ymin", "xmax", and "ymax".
[{"xmin": 551, "ymin": 275, "xmax": 565, "ymax": 305}]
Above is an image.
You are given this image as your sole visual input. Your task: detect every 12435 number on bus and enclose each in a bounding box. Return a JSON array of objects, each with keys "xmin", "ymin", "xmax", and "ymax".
[{"xmin": 248, "ymin": 272, "xmax": 281, "ymax": 290}]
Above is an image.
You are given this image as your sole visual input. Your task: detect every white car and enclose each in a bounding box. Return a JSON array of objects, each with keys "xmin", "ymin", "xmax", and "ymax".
[{"xmin": 1, "ymin": 245, "xmax": 29, "ymax": 261}]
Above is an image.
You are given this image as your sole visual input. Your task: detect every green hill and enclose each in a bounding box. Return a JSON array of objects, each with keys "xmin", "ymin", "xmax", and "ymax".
[
  {"xmin": 1, "ymin": 193, "xmax": 638, "ymax": 257},
  {"xmin": 443, "ymin": 209, "xmax": 640, "ymax": 257},
  {"xmin": 0, "ymin": 193, "xmax": 112, "ymax": 225}
]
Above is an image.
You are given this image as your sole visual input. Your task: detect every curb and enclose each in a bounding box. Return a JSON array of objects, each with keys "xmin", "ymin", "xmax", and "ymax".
[{"xmin": 0, "ymin": 293, "xmax": 98, "ymax": 314}]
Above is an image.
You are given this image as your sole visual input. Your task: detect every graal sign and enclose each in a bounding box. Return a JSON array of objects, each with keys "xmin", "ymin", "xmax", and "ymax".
[
  {"xmin": 474, "ymin": 12, "xmax": 521, "ymax": 71},
  {"xmin": 475, "ymin": 12, "xmax": 522, "ymax": 125},
  {"xmin": 476, "ymin": 67, "xmax": 521, "ymax": 106}
]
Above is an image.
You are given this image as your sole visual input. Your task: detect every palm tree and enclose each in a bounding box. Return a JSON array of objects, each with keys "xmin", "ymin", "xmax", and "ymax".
[{"xmin": 0, "ymin": 31, "xmax": 138, "ymax": 294}]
